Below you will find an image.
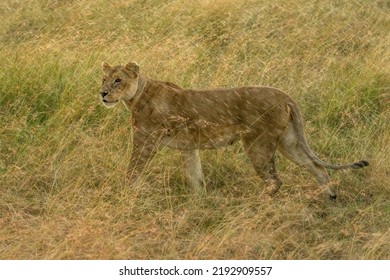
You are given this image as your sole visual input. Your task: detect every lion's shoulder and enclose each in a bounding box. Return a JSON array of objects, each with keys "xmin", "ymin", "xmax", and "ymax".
[{"xmin": 150, "ymin": 79, "xmax": 183, "ymax": 90}]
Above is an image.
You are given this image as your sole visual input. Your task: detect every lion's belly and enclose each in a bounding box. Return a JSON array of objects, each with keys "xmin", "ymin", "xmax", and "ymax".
[{"xmin": 160, "ymin": 125, "xmax": 242, "ymax": 150}]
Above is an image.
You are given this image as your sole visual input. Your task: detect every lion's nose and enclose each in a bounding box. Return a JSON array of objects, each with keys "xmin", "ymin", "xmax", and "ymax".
[{"xmin": 100, "ymin": 91, "xmax": 109, "ymax": 98}]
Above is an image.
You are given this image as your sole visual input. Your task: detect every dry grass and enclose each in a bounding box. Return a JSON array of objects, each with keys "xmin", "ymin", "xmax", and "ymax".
[{"xmin": 1, "ymin": 0, "xmax": 389, "ymax": 259}]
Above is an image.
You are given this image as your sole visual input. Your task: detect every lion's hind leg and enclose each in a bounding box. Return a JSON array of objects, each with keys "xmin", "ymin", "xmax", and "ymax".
[
  {"xmin": 242, "ymin": 134, "xmax": 282, "ymax": 196},
  {"xmin": 278, "ymin": 122, "xmax": 336, "ymax": 199}
]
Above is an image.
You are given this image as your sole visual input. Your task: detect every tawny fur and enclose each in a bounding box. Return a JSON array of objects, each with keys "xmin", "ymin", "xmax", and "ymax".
[{"xmin": 100, "ymin": 61, "xmax": 368, "ymax": 199}]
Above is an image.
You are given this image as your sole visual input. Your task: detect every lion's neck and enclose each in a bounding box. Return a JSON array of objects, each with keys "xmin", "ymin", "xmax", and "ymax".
[{"xmin": 123, "ymin": 74, "xmax": 148, "ymax": 112}]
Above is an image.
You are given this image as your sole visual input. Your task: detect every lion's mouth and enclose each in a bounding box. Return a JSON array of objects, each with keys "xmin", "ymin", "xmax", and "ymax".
[{"xmin": 102, "ymin": 99, "xmax": 119, "ymax": 107}]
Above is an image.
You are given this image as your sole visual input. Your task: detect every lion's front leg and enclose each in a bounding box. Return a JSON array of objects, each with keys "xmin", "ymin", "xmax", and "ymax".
[
  {"xmin": 181, "ymin": 149, "xmax": 205, "ymax": 193},
  {"xmin": 127, "ymin": 130, "xmax": 159, "ymax": 185}
]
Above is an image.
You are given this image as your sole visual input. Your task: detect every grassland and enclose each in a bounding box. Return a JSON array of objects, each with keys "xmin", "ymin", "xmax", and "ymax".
[{"xmin": 0, "ymin": 0, "xmax": 389, "ymax": 259}]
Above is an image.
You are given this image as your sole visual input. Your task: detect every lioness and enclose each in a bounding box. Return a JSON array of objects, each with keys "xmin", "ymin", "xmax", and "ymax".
[{"xmin": 100, "ymin": 61, "xmax": 368, "ymax": 199}]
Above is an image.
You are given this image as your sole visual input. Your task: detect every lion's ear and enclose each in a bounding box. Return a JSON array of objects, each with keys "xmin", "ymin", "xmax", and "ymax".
[
  {"xmin": 102, "ymin": 62, "xmax": 111, "ymax": 73},
  {"xmin": 125, "ymin": 62, "xmax": 140, "ymax": 78}
]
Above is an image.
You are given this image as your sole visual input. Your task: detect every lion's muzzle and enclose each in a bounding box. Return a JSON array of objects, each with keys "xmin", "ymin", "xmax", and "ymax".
[{"xmin": 100, "ymin": 91, "xmax": 109, "ymax": 98}]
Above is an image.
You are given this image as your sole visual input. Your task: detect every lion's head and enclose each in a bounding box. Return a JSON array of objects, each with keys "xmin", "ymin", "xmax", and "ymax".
[{"xmin": 100, "ymin": 61, "xmax": 140, "ymax": 107}]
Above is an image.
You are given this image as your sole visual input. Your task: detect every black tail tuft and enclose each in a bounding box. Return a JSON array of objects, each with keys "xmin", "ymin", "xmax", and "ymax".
[{"xmin": 353, "ymin": 160, "xmax": 369, "ymax": 169}]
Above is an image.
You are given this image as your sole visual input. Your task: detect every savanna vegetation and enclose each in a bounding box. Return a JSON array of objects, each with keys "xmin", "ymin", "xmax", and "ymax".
[{"xmin": 0, "ymin": 0, "xmax": 389, "ymax": 259}]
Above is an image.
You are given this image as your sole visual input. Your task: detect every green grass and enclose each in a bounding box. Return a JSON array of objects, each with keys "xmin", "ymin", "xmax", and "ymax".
[{"xmin": 0, "ymin": 0, "xmax": 389, "ymax": 259}]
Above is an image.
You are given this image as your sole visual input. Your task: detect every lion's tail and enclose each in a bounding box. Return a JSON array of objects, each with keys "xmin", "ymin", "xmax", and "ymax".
[{"xmin": 287, "ymin": 101, "xmax": 369, "ymax": 170}]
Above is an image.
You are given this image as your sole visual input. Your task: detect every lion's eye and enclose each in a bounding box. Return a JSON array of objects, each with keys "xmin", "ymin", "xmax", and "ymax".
[{"xmin": 114, "ymin": 78, "xmax": 122, "ymax": 83}]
